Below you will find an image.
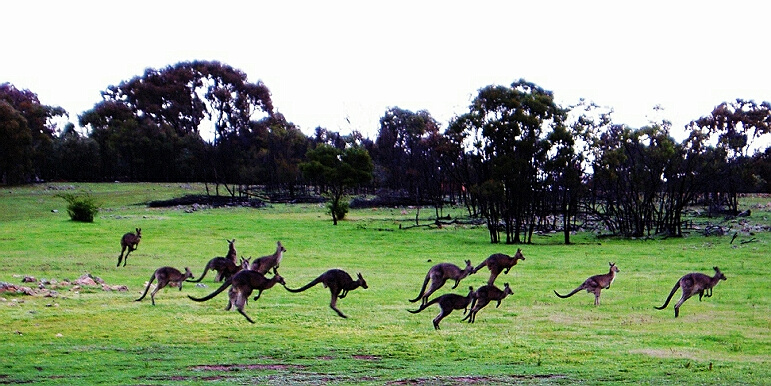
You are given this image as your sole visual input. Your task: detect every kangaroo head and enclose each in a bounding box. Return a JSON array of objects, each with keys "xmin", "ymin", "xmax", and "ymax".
[
  {"xmin": 276, "ymin": 241, "xmax": 286, "ymax": 253},
  {"xmin": 609, "ymin": 262, "xmax": 619, "ymax": 273},
  {"xmin": 273, "ymin": 271, "xmax": 286, "ymax": 286},
  {"xmin": 503, "ymin": 283, "xmax": 513, "ymax": 295},
  {"xmin": 239, "ymin": 256, "xmax": 251, "ymax": 269},
  {"xmin": 357, "ymin": 272, "xmax": 368, "ymax": 289},
  {"xmin": 135, "ymin": 228, "xmax": 142, "ymax": 237},
  {"xmin": 713, "ymin": 266, "xmax": 727, "ymax": 281},
  {"xmin": 184, "ymin": 267, "xmax": 194, "ymax": 279},
  {"xmin": 463, "ymin": 260, "xmax": 473, "ymax": 272},
  {"xmin": 514, "ymin": 248, "xmax": 525, "ymax": 261}
]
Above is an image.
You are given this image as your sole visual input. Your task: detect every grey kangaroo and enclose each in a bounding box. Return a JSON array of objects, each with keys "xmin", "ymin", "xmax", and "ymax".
[
  {"xmin": 250, "ymin": 241, "xmax": 286, "ymax": 275},
  {"xmin": 655, "ymin": 266, "xmax": 727, "ymax": 317},
  {"xmin": 473, "ymin": 249, "xmax": 526, "ymax": 285},
  {"xmin": 285, "ymin": 269, "xmax": 368, "ymax": 318},
  {"xmin": 187, "ymin": 239, "xmax": 244, "ymax": 282},
  {"xmin": 188, "ymin": 269, "xmax": 286, "ymax": 324},
  {"xmin": 409, "ymin": 260, "xmax": 475, "ymax": 307},
  {"xmin": 118, "ymin": 228, "xmax": 141, "ymax": 267},
  {"xmin": 554, "ymin": 262, "xmax": 620, "ymax": 306},
  {"xmin": 188, "ymin": 255, "xmax": 250, "ymax": 283},
  {"xmin": 135, "ymin": 266, "xmax": 193, "ymax": 305},
  {"xmin": 408, "ymin": 286, "xmax": 474, "ymax": 330},
  {"xmin": 461, "ymin": 283, "xmax": 513, "ymax": 324}
]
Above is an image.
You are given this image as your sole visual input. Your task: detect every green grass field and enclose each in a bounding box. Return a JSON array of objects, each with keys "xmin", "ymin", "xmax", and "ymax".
[{"xmin": 1, "ymin": 183, "xmax": 768, "ymax": 385}]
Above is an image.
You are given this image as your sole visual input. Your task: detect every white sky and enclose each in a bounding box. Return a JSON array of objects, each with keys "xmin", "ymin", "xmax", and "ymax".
[{"xmin": 3, "ymin": 1, "xmax": 770, "ymax": 142}]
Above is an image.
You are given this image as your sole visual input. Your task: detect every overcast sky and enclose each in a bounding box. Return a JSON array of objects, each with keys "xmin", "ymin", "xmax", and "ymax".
[{"xmin": 3, "ymin": 1, "xmax": 769, "ymax": 141}]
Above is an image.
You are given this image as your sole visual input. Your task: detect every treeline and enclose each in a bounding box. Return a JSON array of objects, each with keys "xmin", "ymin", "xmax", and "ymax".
[{"xmin": 2, "ymin": 61, "xmax": 770, "ymax": 242}]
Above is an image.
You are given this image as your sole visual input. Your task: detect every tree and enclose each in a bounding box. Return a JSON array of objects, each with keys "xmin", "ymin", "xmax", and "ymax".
[
  {"xmin": 301, "ymin": 144, "xmax": 373, "ymax": 225},
  {"xmin": 688, "ymin": 99, "xmax": 771, "ymax": 213},
  {"xmin": 456, "ymin": 80, "xmax": 566, "ymax": 243},
  {"xmin": 0, "ymin": 83, "xmax": 66, "ymax": 184},
  {"xmin": 80, "ymin": 61, "xmax": 274, "ymax": 184}
]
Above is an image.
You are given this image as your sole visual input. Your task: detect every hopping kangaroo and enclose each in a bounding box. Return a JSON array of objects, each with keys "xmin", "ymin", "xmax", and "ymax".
[
  {"xmin": 250, "ymin": 241, "xmax": 286, "ymax": 275},
  {"xmin": 461, "ymin": 283, "xmax": 513, "ymax": 324},
  {"xmin": 409, "ymin": 260, "xmax": 474, "ymax": 307},
  {"xmin": 135, "ymin": 266, "xmax": 193, "ymax": 305},
  {"xmin": 118, "ymin": 228, "xmax": 141, "ymax": 267},
  {"xmin": 408, "ymin": 286, "xmax": 474, "ymax": 330},
  {"xmin": 554, "ymin": 262, "xmax": 620, "ymax": 306},
  {"xmin": 285, "ymin": 269, "xmax": 368, "ymax": 318},
  {"xmin": 473, "ymin": 248, "xmax": 526, "ymax": 285},
  {"xmin": 655, "ymin": 266, "xmax": 727, "ymax": 317},
  {"xmin": 188, "ymin": 269, "xmax": 286, "ymax": 324},
  {"xmin": 188, "ymin": 239, "xmax": 245, "ymax": 283}
]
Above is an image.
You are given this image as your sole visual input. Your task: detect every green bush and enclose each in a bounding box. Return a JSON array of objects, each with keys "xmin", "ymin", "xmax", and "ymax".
[
  {"xmin": 328, "ymin": 199, "xmax": 349, "ymax": 221},
  {"xmin": 57, "ymin": 192, "xmax": 99, "ymax": 222}
]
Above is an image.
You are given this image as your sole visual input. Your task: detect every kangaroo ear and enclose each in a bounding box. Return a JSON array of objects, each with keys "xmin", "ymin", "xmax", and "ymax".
[{"xmin": 713, "ymin": 266, "xmax": 719, "ymax": 271}]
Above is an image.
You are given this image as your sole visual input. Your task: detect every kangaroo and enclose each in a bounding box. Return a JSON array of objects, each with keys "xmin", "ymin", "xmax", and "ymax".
[
  {"xmin": 408, "ymin": 286, "xmax": 475, "ymax": 330},
  {"xmin": 554, "ymin": 262, "xmax": 620, "ymax": 306},
  {"xmin": 135, "ymin": 266, "xmax": 193, "ymax": 305},
  {"xmin": 118, "ymin": 228, "xmax": 141, "ymax": 267},
  {"xmin": 188, "ymin": 269, "xmax": 286, "ymax": 324},
  {"xmin": 461, "ymin": 283, "xmax": 513, "ymax": 324},
  {"xmin": 186, "ymin": 239, "xmax": 240, "ymax": 283},
  {"xmin": 473, "ymin": 248, "xmax": 526, "ymax": 285},
  {"xmin": 285, "ymin": 269, "xmax": 368, "ymax": 318},
  {"xmin": 188, "ymin": 255, "xmax": 250, "ymax": 283},
  {"xmin": 409, "ymin": 260, "xmax": 475, "ymax": 307},
  {"xmin": 655, "ymin": 266, "xmax": 727, "ymax": 317},
  {"xmin": 250, "ymin": 241, "xmax": 286, "ymax": 275}
]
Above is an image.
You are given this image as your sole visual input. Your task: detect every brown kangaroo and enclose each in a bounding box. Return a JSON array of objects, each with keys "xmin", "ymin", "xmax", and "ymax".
[
  {"xmin": 409, "ymin": 260, "xmax": 475, "ymax": 307},
  {"xmin": 554, "ymin": 262, "xmax": 620, "ymax": 306},
  {"xmin": 461, "ymin": 283, "xmax": 513, "ymax": 323},
  {"xmin": 135, "ymin": 266, "xmax": 193, "ymax": 305},
  {"xmin": 186, "ymin": 239, "xmax": 241, "ymax": 283},
  {"xmin": 250, "ymin": 241, "xmax": 286, "ymax": 275},
  {"xmin": 188, "ymin": 255, "xmax": 250, "ymax": 283},
  {"xmin": 408, "ymin": 286, "xmax": 474, "ymax": 330},
  {"xmin": 285, "ymin": 269, "xmax": 368, "ymax": 318},
  {"xmin": 188, "ymin": 269, "xmax": 286, "ymax": 324},
  {"xmin": 118, "ymin": 228, "xmax": 141, "ymax": 267},
  {"xmin": 473, "ymin": 249, "xmax": 526, "ymax": 285},
  {"xmin": 655, "ymin": 266, "xmax": 727, "ymax": 317}
]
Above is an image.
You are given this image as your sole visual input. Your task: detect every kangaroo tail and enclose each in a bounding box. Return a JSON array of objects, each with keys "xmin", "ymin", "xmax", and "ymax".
[
  {"xmin": 285, "ymin": 277, "xmax": 321, "ymax": 293},
  {"xmin": 472, "ymin": 262, "xmax": 486, "ymax": 274},
  {"xmin": 553, "ymin": 286, "xmax": 583, "ymax": 299},
  {"xmin": 407, "ymin": 296, "xmax": 440, "ymax": 313},
  {"xmin": 187, "ymin": 265, "xmax": 210, "ymax": 283},
  {"xmin": 408, "ymin": 274, "xmax": 431, "ymax": 303},
  {"xmin": 135, "ymin": 273, "xmax": 156, "ymax": 301},
  {"xmin": 188, "ymin": 278, "xmax": 231, "ymax": 302},
  {"xmin": 654, "ymin": 282, "xmax": 680, "ymax": 310}
]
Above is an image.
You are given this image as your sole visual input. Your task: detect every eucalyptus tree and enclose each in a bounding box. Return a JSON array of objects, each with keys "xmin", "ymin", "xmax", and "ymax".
[
  {"xmin": 79, "ymin": 60, "xmax": 274, "ymax": 184},
  {"xmin": 455, "ymin": 79, "xmax": 567, "ymax": 244},
  {"xmin": 687, "ymin": 99, "xmax": 771, "ymax": 214},
  {"xmin": 300, "ymin": 144, "xmax": 373, "ymax": 225},
  {"xmin": 0, "ymin": 83, "xmax": 66, "ymax": 184}
]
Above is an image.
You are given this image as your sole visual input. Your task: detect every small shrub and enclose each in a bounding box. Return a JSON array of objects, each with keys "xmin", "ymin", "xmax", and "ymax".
[
  {"xmin": 328, "ymin": 200, "xmax": 349, "ymax": 221},
  {"xmin": 57, "ymin": 193, "xmax": 99, "ymax": 222}
]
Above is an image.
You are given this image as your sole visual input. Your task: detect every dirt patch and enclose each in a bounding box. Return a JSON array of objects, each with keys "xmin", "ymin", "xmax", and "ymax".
[
  {"xmin": 630, "ymin": 348, "xmax": 702, "ymax": 360},
  {"xmin": 147, "ymin": 194, "xmax": 266, "ymax": 209},
  {"xmin": 190, "ymin": 363, "xmax": 306, "ymax": 372},
  {"xmin": 352, "ymin": 355, "xmax": 380, "ymax": 361},
  {"xmin": 388, "ymin": 374, "xmax": 567, "ymax": 385}
]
